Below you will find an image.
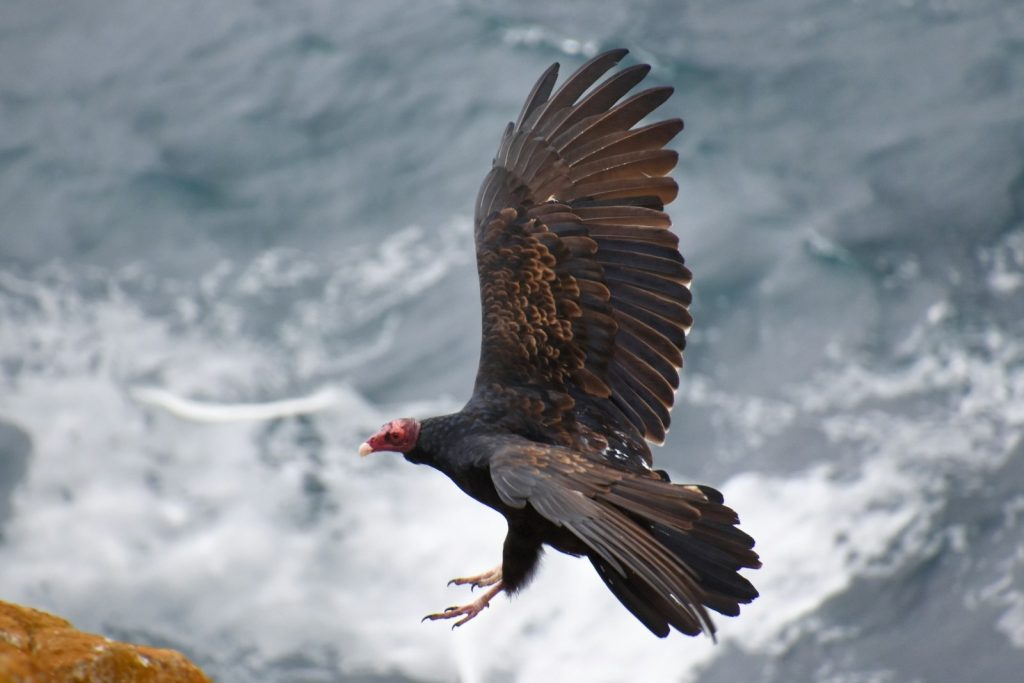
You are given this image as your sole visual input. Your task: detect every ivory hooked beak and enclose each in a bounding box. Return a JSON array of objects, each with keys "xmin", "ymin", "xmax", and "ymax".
[{"xmin": 358, "ymin": 442, "xmax": 373, "ymax": 457}]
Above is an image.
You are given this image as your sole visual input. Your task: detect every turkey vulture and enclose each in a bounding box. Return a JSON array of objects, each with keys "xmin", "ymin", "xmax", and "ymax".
[{"xmin": 359, "ymin": 49, "xmax": 760, "ymax": 639}]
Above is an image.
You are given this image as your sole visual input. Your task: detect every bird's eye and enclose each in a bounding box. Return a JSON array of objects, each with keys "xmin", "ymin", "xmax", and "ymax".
[{"xmin": 386, "ymin": 431, "xmax": 395, "ymax": 442}]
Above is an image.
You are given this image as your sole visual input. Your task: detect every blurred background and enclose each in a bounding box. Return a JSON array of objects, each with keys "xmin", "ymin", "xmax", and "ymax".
[{"xmin": 2, "ymin": 0, "xmax": 1023, "ymax": 681}]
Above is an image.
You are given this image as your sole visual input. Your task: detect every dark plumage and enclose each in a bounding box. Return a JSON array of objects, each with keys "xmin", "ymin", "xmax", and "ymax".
[{"xmin": 359, "ymin": 49, "xmax": 760, "ymax": 638}]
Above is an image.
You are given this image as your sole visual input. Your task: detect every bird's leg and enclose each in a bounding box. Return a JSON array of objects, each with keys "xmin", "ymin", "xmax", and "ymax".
[
  {"xmin": 422, "ymin": 581, "xmax": 505, "ymax": 629},
  {"xmin": 447, "ymin": 564, "xmax": 503, "ymax": 591}
]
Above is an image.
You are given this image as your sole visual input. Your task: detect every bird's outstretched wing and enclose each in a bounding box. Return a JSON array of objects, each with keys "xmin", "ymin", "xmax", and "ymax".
[
  {"xmin": 470, "ymin": 49, "xmax": 690, "ymax": 466},
  {"xmin": 489, "ymin": 439, "xmax": 760, "ymax": 638}
]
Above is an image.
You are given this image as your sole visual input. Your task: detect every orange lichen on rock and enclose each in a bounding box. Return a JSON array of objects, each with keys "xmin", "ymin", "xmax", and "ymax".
[{"xmin": 0, "ymin": 600, "xmax": 212, "ymax": 683}]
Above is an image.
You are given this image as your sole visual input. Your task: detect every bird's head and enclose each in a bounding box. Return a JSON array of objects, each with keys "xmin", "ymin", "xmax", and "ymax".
[{"xmin": 358, "ymin": 417, "xmax": 421, "ymax": 456}]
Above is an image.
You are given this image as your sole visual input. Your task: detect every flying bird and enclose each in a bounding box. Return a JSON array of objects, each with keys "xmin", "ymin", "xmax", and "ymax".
[{"xmin": 359, "ymin": 48, "xmax": 760, "ymax": 639}]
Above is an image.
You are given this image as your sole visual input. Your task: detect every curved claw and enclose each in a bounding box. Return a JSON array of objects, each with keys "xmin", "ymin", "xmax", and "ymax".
[
  {"xmin": 445, "ymin": 565, "xmax": 503, "ymax": 593},
  {"xmin": 421, "ymin": 581, "xmax": 504, "ymax": 629}
]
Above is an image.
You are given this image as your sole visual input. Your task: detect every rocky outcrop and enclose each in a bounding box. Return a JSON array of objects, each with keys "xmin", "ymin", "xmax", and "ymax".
[{"xmin": 0, "ymin": 600, "xmax": 211, "ymax": 683}]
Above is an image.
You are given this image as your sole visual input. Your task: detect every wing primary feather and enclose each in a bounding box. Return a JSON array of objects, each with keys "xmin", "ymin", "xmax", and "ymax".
[
  {"xmin": 615, "ymin": 329, "xmax": 681, "ymax": 390},
  {"xmin": 608, "ymin": 367, "xmax": 668, "ymax": 443},
  {"xmin": 613, "ymin": 297, "xmax": 688, "ymax": 347},
  {"xmin": 595, "ymin": 238, "xmax": 685, "ymax": 264},
  {"xmin": 615, "ymin": 307, "xmax": 685, "ymax": 360},
  {"xmin": 574, "ymin": 176, "xmax": 679, "ymax": 205},
  {"xmin": 572, "ymin": 194, "xmax": 666, "ymax": 211},
  {"xmin": 614, "ymin": 345, "xmax": 677, "ymax": 406},
  {"xmin": 565, "ymin": 118, "xmax": 684, "ymax": 166},
  {"xmin": 495, "ymin": 122, "xmax": 517, "ymax": 168},
  {"xmin": 573, "ymin": 205, "xmax": 672, "ymax": 227},
  {"xmin": 542, "ymin": 64, "xmax": 652, "ymax": 138},
  {"xmin": 596, "ymin": 248, "xmax": 690, "ymax": 279},
  {"xmin": 554, "ymin": 87, "xmax": 675, "ymax": 153},
  {"xmin": 571, "ymin": 149, "xmax": 679, "ymax": 185},
  {"xmin": 602, "ymin": 264, "xmax": 692, "ymax": 304},
  {"xmin": 609, "ymin": 364, "xmax": 672, "ymax": 434},
  {"xmin": 529, "ymin": 49, "xmax": 630, "ymax": 131},
  {"xmin": 516, "ymin": 62, "xmax": 560, "ymax": 131}
]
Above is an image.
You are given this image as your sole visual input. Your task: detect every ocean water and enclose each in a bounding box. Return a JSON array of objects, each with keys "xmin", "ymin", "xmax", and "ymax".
[{"xmin": 2, "ymin": 1, "xmax": 1023, "ymax": 681}]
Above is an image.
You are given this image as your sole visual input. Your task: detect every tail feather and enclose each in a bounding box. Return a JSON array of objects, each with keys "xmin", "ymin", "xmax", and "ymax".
[
  {"xmin": 592, "ymin": 479, "xmax": 760, "ymax": 637},
  {"xmin": 591, "ymin": 555, "xmax": 704, "ymax": 638},
  {"xmin": 489, "ymin": 441, "xmax": 759, "ymax": 639},
  {"xmin": 654, "ymin": 523, "xmax": 760, "ymax": 613}
]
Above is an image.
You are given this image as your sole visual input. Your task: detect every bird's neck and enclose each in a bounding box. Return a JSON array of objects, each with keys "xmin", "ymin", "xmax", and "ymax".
[
  {"xmin": 403, "ymin": 413, "xmax": 476, "ymax": 468},
  {"xmin": 403, "ymin": 411, "xmax": 509, "ymax": 513}
]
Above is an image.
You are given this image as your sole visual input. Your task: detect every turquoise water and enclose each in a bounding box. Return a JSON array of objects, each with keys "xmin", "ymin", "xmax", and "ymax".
[{"xmin": 2, "ymin": 1, "xmax": 1023, "ymax": 681}]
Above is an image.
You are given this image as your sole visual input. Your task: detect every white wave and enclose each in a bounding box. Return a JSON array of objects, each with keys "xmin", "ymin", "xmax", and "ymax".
[
  {"xmin": 501, "ymin": 25, "xmax": 599, "ymax": 58},
  {"xmin": 129, "ymin": 385, "xmax": 339, "ymax": 422},
  {"xmin": 983, "ymin": 228, "xmax": 1024, "ymax": 294}
]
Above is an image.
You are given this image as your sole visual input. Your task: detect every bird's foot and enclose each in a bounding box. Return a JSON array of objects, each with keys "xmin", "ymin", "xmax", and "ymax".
[
  {"xmin": 446, "ymin": 564, "xmax": 503, "ymax": 591},
  {"xmin": 422, "ymin": 582, "xmax": 504, "ymax": 629}
]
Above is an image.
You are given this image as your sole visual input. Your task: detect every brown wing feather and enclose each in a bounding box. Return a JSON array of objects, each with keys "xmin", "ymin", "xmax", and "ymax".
[
  {"xmin": 474, "ymin": 207, "xmax": 614, "ymax": 398},
  {"xmin": 472, "ymin": 49, "xmax": 690, "ymax": 466}
]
